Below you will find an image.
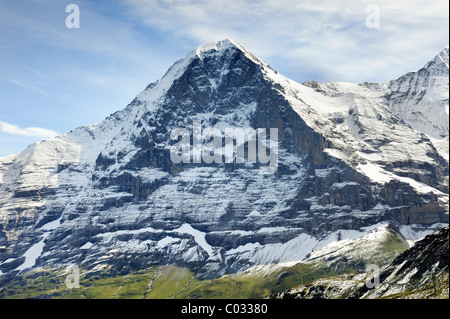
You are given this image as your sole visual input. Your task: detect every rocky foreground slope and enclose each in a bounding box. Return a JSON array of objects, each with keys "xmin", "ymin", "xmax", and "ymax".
[{"xmin": 272, "ymin": 226, "xmax": 449, "ymax": 299}]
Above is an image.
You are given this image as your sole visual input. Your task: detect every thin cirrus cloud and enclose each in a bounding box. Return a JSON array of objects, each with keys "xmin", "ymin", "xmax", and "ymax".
[
  {"xmin": 8, "ymin": 79, "xmax": 49, "ymax": 97},
  {"xmin": 0, "ymin": 121, "xmax": 59, "ymax": 138}
]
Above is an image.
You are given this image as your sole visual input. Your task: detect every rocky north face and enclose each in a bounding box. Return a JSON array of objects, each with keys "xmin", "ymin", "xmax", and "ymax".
[{"xmin": 0, "ymin": 40, "xmax": 448, "ymax": 283}]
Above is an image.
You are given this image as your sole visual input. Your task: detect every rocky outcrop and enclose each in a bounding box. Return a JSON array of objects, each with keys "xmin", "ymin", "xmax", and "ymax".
[
  {"xmin": 355, "ymin": 226, "xmax": 449, "ymax": 299},
  {"xmin": 271, "ymin": 227, "xmax": 449, "ymax": 299}
]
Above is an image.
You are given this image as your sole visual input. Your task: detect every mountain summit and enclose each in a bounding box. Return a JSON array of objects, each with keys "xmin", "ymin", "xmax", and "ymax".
[
  {"xmin": 0, "ymin": 40, "xmax": 448, "ymax": 282},
  {"xmin": 387, "ymin": 45, "xmax": 449, "ymax": 141}
]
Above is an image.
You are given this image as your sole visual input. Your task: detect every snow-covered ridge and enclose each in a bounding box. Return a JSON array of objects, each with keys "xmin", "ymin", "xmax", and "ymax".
[
  {"xmin": 256, "ymin": 44, "xmax": 448, "ymax": 196},
  {"xmin": 427, "ymin": 44, "xmax": 449, "ymax": 70}
]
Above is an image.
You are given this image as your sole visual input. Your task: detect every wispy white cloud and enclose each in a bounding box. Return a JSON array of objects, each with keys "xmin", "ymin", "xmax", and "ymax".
[
  {"xmin": 0, "ymin": 121, "xmax": 58, "ymax": 138},
  {"xmin": 122, "ymin": 0, "xmax": 449, "ymax": 82},
  {"xmin": 8, "ymin": 79, "xmax": 49, "ymax": 96}
]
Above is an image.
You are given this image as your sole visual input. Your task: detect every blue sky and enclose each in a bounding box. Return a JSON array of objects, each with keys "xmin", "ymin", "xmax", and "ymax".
[{"xmin": 0, "ymin": 0, "xmax": 448, "ymax": 156}]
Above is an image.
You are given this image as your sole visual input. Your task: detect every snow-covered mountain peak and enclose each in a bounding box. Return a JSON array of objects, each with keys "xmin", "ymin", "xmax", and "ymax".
[
  {"xmin": 135, "ymin": 39, "xmax": 272, "ymax": 106},
  {"xmin": 193, "ymin": 38, "xmax": 269, "ymax": 68},
  {"xmin": 0, "ymin": 41, "xmax": 448, "ymax": 281},
  {"xmin": 194, "ymin": 38, "xmax": 241, "ymax": 57},
  {"xmin": 385, "ymin": 45, "xmax": 449, "ymax": 144},
  {"xmin": 426, "ymin": 45, "xmax": 449, "ymax": 70}
]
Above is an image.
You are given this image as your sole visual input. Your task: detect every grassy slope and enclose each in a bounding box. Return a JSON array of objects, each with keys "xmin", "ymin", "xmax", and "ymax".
[
  {"xmin": 0, "ymin": 225, "xmax": 411, "ymax": 299},
  {"xmin": 0, "ymin": 262, "xmax": 346, "ymax": 299}
]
